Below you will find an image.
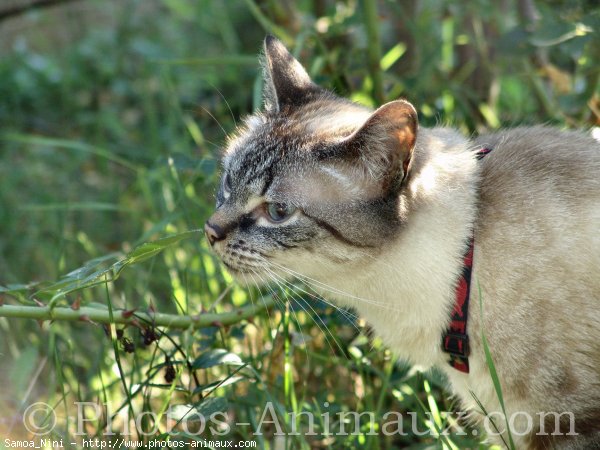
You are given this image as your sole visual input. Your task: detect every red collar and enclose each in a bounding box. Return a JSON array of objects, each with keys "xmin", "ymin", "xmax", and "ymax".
[{"xmin": 441, "ymin": 147, "xmax": 492, "ymax": 373}]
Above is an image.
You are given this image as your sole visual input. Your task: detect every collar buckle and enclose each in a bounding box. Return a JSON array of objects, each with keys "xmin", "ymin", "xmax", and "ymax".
[{"xmin": 443, "ymin": 332, "xmax": 470, "ymax": 357}]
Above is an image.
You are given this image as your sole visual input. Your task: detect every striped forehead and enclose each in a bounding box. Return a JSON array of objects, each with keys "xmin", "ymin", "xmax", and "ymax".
[
  {"xmin": 226, "ymin": 130, "xmax": 308, "ymax": 186},
  {"xmin": 222, "ymin": 99, "xmax": 369, "ymax": 198},
  {"xmin": 222, "ymin": 150, "xmax": 277, "ymax": 207}
]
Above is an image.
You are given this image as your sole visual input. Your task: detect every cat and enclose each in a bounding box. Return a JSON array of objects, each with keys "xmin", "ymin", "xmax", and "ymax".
[{"xmin": 205, "ymin": 36, "xmax": 600, "ymax": 449}]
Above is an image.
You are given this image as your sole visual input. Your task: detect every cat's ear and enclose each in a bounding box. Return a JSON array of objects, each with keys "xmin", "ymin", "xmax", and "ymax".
[
  {"xmin": 334, "ymin": 100, "xmax": 418, "ymax": 192},
  {"xmin": 262, "ymin": 35, "xmax": 315, "ymax": 112}
]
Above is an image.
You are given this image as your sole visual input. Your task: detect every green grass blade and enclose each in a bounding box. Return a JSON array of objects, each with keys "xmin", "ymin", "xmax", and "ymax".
[{"xmin": 478, "ymin": 282, "xmax": 516, "ymax": 450}]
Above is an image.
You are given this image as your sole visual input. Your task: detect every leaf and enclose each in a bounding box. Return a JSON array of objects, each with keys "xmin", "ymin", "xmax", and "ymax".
[
  {"xmin": 167, "ymin": 397, "xmax": 228, "ymax": 422},
  {"xmin": 380, "ymin": 43, "xmax": 406, "ymax": 71},
  {"xmin": 192, "ymin": 376, "xmax": 245, "ymax": 395},
  {"xmin": 530, "ymin": 21, "xmax": 592, "ymax": 47},
  {"xmin": 32, "ymin": 230, "xmax": 202, "ymax": 304},
  {"xmin": 228, "ymin": 324, "xmax": 247, "ymax": 340},
  {"xmin": 167, "ymin": 404, "xmax": 197, "ymax": 422},
  {"xmin": 192, "ymin": 349, "xmax": 243, "ymax": 369},
  {"xmin": 121, "ymin": 230, "xmax": 201, "ymax": 266},
  {"xmin": 195, "ymin": 397, "xmax": 228, "ymax": 417},
  {"xmin": 0, "ymin": 283, "xmax": 36, "ymax": 294}
]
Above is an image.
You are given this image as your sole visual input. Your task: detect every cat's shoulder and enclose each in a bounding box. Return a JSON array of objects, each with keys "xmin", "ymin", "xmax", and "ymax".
[
  {"xmin": 471, "ymin": 125, "xmax": 600, "ymax": 210},
  {"xmin": 473, "ymin": 125, "xmax": 600, "ymax": 164}
]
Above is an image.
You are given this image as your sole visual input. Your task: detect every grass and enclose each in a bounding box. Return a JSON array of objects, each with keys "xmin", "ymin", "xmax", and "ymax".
[
  {"xmin": 0, "ymin": 0, "xmax": 597, "ymax": 448},
  {"xmin": 473, "ymin": 283, "xmax": 516, "ymax": 450}
]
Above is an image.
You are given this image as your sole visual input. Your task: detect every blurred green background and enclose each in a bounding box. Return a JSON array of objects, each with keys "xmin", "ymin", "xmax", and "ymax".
[{"xmin": 0, "ymin": 0, "xmax": 598, "ymax": 449}]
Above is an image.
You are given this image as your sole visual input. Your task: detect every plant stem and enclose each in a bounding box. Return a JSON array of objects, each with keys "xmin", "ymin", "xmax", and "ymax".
[
  {"xmin": 363, "ymin": 0, "xmax": 384, "ymax": 104},
  {"xmin": 0, "ymin": 297, "xmax": 276, "ymax": 329}
]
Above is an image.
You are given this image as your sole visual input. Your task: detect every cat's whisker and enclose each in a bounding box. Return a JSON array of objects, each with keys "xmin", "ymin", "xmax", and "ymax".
[
  {"xmin": 264, "ymin": 259, "xmax": 366, "ymax": 299},
  {"xmin": 239, "ymin": 252, "xmax": 360, "ymax": 353},
  {"xmin": 198, "ymin": 138, "xmax": 223, "ymax": 150},
  {"xmin": 268, "ymin": 272, "xmax": 318, "ymax": 352},
  {"xmin": 265, "ymin": 259, "xmax": 399, "ymax": 312},
  {"xmin": 195, "ymin": 104, "xmax": 229, "ymax": 137},
  {"xmin": 262, "ymin": 262, "xmax": 362, "ymax": 335},
  {"xmin": 262, "ymin": 266, "xmax": 347, "ymax": 356},
  {"xmin": 255, "ymin": 271, "xmax": 316, "ymax": 363},
  {"xmin": 207, "ymin": 81, "xmax": 237, "ymax": 128},
  {"xmin": 271, "ymin": 265, "xmax": 393, "ymax": 312},
  {"xmin": 248, "ymin": 269, "xmax": 277, "ymax": 332},
  {"xmin": 261, "ymin": 270, "xmax": 318, "ymax": 360}
]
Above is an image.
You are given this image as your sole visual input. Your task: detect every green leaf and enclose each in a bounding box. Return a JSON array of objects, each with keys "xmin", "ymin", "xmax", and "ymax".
[
  {"xmin": 380, "ymin": 43, "xmax": 406, "ymax": 71},
  {"xmin": 530, "ymin": 21, "xmax": 592, "ymax": 47},
  {"xmin": 193, "ymin": 376, "xmax": 245, "ymax": 395},
  {"xmin": 33, "ymin": 230, "xmax": 202, "ymax": 304},
  {"xmin": 196, "ymin": 397, "xmax": 228, "ymax": 417},
  {"xmin": 192, "ymin": 349, "xmax": 243, "ymax": 369},
  {"xmin": 0, "ymin": 283, "xmax": 36, "ymax": 294},
  {"xmin": 122, "ymin": 230, "xmax": 201, "ymax": 266},
  {"xmin": 167, "ymin": 397, "xmax": 228, "ymax": 422}
]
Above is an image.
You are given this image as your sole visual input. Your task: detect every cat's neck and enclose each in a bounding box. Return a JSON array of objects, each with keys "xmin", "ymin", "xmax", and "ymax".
[{"xmin": 325, "ymin": 127, "xmax": 480, "ymax": 367}]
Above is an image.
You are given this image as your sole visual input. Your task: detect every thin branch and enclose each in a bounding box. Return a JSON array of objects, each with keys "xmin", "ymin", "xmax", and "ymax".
[
  {"xmin": 0, "ymin": 297, "xmax": 276, "ymax": 329},
  {"xmin": 0, "ymin": 0, "xmax": 82, "ymax": 22}
]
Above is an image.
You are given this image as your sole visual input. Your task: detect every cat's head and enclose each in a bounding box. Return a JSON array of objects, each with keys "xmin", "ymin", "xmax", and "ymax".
[{"xmin": 205, "ymin": 36, "xmax": 418, "ymax": 284}]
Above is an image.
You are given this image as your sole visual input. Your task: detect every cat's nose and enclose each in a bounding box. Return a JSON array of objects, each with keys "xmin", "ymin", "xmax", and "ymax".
[{"xmin": 205, "ymin": 221, "xmax": 226, "ymax": 246}]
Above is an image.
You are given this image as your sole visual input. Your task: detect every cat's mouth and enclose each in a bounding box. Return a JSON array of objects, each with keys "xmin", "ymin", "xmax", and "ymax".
[
  {"xmin": 216, "ymin": 248, "xmax": 293, "ymax": 287},
  {"xmin": 220, "ymin": 259, "xmax": 278, "ymax": 287},
  {"xmin": 221, "ymin": 259, "xmax": 257, "ymax": 275},
  {"xmin": 218, "ymin": 249, "xmax": 270, "ymax": 277},
  {"xmin": 208, "ymin": 238, "xmax": 297, "ymax": 284}
]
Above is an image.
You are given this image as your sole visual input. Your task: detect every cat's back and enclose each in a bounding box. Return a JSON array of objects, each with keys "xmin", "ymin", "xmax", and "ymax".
[
  {"xmin": 468, "ymin": 126, "xmax": 600, "ymax": 430},
  {"xmin": 475, "ymin": 126, "xmax": 600, "ymax": 201},
  {"xmin": 474, "ymin": 126, "xmax": 599, "ymax": 249},
  {"xmin": 473, "ymin": 125, "xmax": 600, "ymax": 288}
]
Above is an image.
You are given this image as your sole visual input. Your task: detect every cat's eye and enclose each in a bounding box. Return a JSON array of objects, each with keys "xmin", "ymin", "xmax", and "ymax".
[
  {"xmin": 223, "ymin": 173, "xmax": 232, "ymax": 195},
  {"xmin": 216, "ymin": 173, "xmax": 231, "ymax": 208},
  {"xmin": 265, "ymin": 202, "xmax": 296, "ymax": 223}
]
